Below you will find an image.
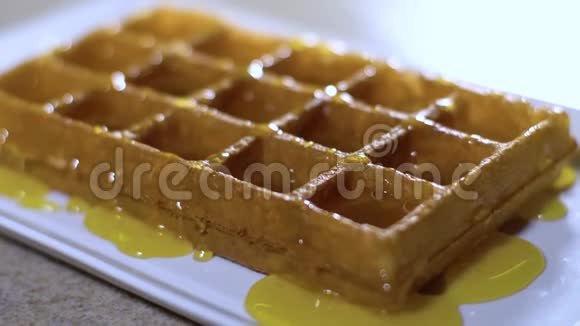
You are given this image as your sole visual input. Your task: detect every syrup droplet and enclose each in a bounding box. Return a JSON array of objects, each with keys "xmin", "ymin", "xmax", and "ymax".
[
  {"xmin": 552, "ymin": 165, "xmax": 576, "ymax": 191},
  {"xmin": 66, "ymin": 197, "xmax": 91, "ymax": 214},
  {"xmin": 324, "ymin": 85, "xmax": 338, "ymax": 97},
  {"xmin": 193, "ymin": 249, "xmax": 214, "ymax": 262},
  {"xmin": 69, "ymin": 158, "xmax": 80, "ymax": 171},
  {"xmin": 435, "ymin": 97, "xmax": 456, "ymax": 112},
  {"xmin": 536, "ymin": 199, "xmax": 567, "ymax": 221},
  {"xmin": 0, "ymin": 128, "xmax": 9, "ymax": 145},
  {"xmin": 326, "ymin": 148, "xmax": 338, "ymax": 155},
  {"xmin": 256, "ymin": 123, "xmax": 283, "ymax": 135},
  {"xmin": 173, "ymin": 97, "xmax": 194, "ymax": 108},
  {"xmin": 341, "ymin": 153, "xmax": 371, "ymax": 165},
  {"xmin": 93, "ymin": 126, "xmax": 109, "ymax": 134},
  {"xmin": 248, "ymin": 61, "xmax": 264, "ymax": 79},
  {"xmin": 62, "ymin": 93, "xmax": 74, "ymax": 105},
  {"xmin": 111, "ymin": 71, "xmax": 127, "ymax": 91},
  {"xmin": 519, "ymin": 193, "xmax": 568, "ymax": 221},
  {"xmin": 205, "ymin": 154, "xmax": 220, "ymax": 164}
]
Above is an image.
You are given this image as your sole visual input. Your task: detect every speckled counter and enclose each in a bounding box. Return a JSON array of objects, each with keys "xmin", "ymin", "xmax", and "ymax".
[{"xmin": 0, "ymin": 235, "xmax": 193, "ymax": 325}]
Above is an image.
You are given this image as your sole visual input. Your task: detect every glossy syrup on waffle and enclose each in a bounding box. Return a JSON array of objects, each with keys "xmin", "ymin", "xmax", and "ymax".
[{"xmin": 0, "ymin": 7, "xmax": 577, "ymax": 323}]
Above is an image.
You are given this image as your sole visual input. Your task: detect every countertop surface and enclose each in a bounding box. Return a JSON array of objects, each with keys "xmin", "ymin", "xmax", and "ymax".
[{"xmin": 0, "ymin": 236, "xmax": 190, "ymax": 325}]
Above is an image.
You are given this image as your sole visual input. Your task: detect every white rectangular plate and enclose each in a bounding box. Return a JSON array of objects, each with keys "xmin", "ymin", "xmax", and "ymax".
[{"xmin": 0, "ymin": 1, "xmax": 579, "ymax": 325}]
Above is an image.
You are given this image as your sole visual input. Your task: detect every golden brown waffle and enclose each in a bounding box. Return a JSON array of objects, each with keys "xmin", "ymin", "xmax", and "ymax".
[{"xmin": 0, "ymin": 8, "xmax": 576, "ymax": 308}]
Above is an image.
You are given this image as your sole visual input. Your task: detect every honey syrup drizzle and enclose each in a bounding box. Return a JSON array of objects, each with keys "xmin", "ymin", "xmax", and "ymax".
[
  {"xmin": 0, "ymin": 163, "xmax": 575, "ymax": 324},
  {"xmin": 552, "ymin": 165, "xmax": 576, "ymax": 191},
  {"xmin": 244, "ymin": 165, "xmax": 577, "ymax": 325},
  {"xmin": 520, "ymin": 195, "xmax": 567, "ymax": 222},
  {"xmin": 0, "ymin": 166, "xmax": 59, "ymax": 211},
  {"xmin": 193, "ymin": 249, "xmax": 214, "ymax": 262},
  {"xmin": 518, "ymin": 165, "xmax": 575, "ymax": 221},
  {"xmin": 245, "ymin": 233, "xmax": 545, "ymax": 326},
  {"xmin": 66, "ymin": 196, "xmax": 91, "ymax": 214},
  {"xmin": 84, "ymin": 202, "xmax": 193, "ymax": 258},
  {"xmin": 0, "ymin": 166, "xmax": 206, "ymax": 260}
]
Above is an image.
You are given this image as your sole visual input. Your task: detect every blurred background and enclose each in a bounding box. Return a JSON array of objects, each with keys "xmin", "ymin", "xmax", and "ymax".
[{"xmin": 0, "ymin": 0, "xmax": 577, "ymax": 108}]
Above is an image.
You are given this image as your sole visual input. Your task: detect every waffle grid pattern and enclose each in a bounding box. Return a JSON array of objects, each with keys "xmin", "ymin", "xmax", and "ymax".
[{"xmin": 0, "ymin": 8, "xmax": 574, "ymax": 307}]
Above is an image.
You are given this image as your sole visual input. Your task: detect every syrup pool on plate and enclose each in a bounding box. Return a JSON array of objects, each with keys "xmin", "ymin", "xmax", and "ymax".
[
  {"xmin": 518, "ymin": 165, "xmax": 576, "ymax": 221},
  {"xmin": 552, "ymin": 165, "xmax": 576, "ymax": 191},
  {"xmin": 245, "ymin": 164, "xmax": 578, "ymax": 325},
  {"xmin": 66, "ymin": 196, "xmax": 92, "ymax": 214},
  {"xmin": 79, "ymin": 198, "xmax": 214, "ymax": 260},
  {"xmin": 0, "ymin": 166, "xmax": 59, "ymax": 211},
  {"xmin": 83, "ymin": 202, "xmax": 194, "ymax": 259},
  {"xmin": 0, "ymin": 166, "xmax": 198, "ymax": 259},
  {"xmin": 245, "ymin": 233, "xmax": 545, "ymax": 326}
]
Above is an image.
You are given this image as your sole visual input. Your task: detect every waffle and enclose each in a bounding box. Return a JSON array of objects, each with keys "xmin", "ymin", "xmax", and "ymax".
[{"xmin": 0, "ymin": 8, "xmax": 576, "ymax": 308}]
